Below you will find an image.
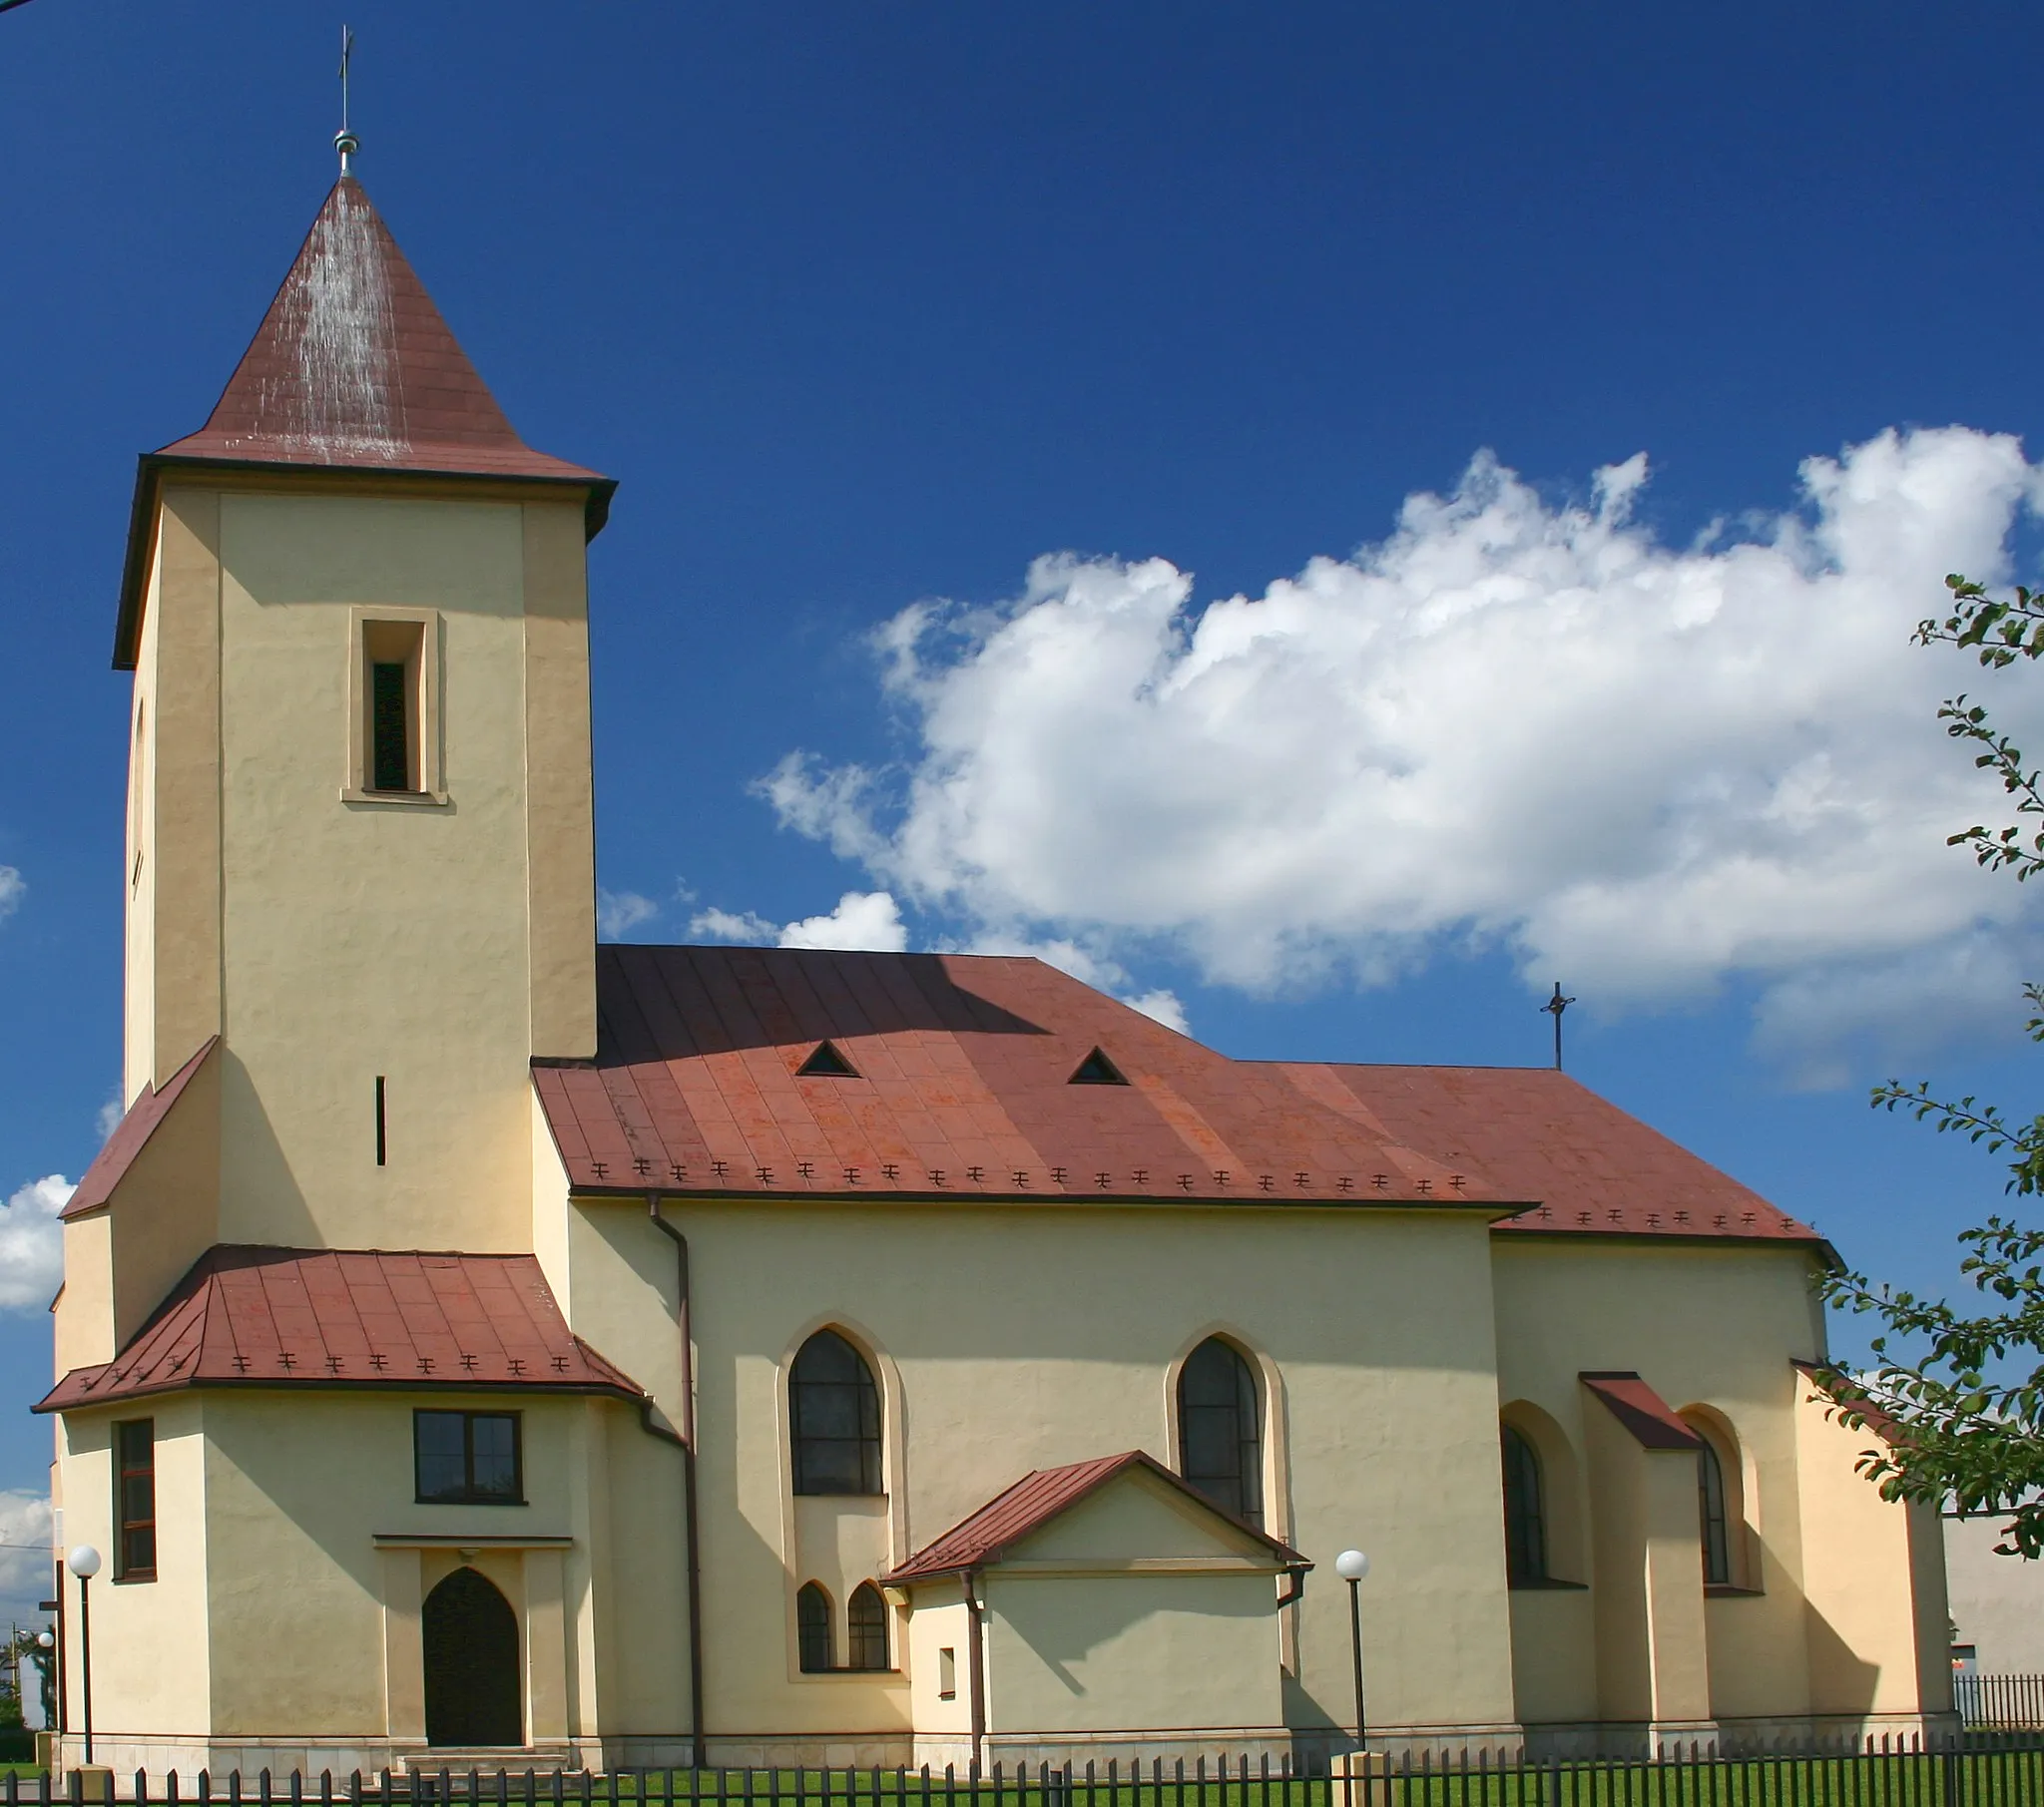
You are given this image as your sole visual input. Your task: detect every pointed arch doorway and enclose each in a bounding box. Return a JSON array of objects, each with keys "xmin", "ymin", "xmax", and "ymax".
[{"xmin": 423, "ymin": 1566, "xmax": 523, "ymax": 1747}]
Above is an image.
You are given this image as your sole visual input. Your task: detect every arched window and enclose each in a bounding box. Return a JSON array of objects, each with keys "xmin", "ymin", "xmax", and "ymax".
[
  {"xmin": 1501, "ymin": 1424, "xmax": 1548, "ymax": 1586},
  {"xmin": 796, "ymin": 1581, "xmax": 834, "ymax": 1673},
  {"xmin": 846, "ymin": 1581, "xmax": 889, "ymax": 1671},
  {"xmin": 1178, "ymin": 1337, "xmax": 1263, "ymax": 1527},
  {"xmin": 790, "ymin": 1329, "xmax": 882, "ymax": 1495},
  {"xmin": 1697, "ymin": 1436, "xmax": 1732, "ymax": 1585}
]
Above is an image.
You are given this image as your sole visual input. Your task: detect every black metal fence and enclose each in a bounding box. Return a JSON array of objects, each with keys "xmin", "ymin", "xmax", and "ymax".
[
  {"xmin": 1955, "ymin": 1672, "xmax": 2044, "ymax": 1730},
  {"xmin": 13, "ymin": 1740, "xmax": 2044, "ymax": 1807}
]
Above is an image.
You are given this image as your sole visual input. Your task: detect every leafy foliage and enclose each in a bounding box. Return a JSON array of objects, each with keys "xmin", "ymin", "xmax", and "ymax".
[{"xmin": 1818, "ymin": 576, "xmax": 2044, "ymax": 1556}]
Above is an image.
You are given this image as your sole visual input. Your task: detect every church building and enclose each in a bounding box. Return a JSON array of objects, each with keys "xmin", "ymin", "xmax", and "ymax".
[{"xmin": 40, "ymin": 167, "xmax": 1953, "ymax": 1779}]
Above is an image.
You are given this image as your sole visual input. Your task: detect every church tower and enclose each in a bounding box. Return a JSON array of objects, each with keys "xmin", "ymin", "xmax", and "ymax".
[{"xmin": 82, "ymin": 173, "xmax": 613, "ymax": 1350}]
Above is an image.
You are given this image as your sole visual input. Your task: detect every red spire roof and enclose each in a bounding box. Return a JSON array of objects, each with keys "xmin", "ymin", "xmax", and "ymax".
[
  {"xmin": 115, "ymin": 175, "xmax": 615, "ymax": 669},
  {"xmin": 159, "ymin": 177, "xmax": 600, "ymax": 484}
]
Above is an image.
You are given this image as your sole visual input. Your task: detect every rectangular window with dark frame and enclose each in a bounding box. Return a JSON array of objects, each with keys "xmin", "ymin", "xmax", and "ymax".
[
  {"xmin": 115, "ymin": 1418, "xmax": 156, "ymax": 1581},
  {"xmin": 413, "ymin": 1409, "xmax": 524, "ymax": 1505}
]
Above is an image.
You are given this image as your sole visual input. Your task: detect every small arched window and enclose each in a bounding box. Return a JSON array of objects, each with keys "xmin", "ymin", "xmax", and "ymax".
[
  {"xmin": 790, "ymin": 1328, "xmax": 883, "ymax": 1496},
  {"xmin": 1178, "ymin": 1337, "xmax": 1263, "ymax": 1527},
  {"xmin": 1501, "ymin": 1424, "xmax": 1548, "ymax": 1586},
  {"xmin": 846, "ymin": 1581, "xmax": 889, "ymax": 1671},
  {"xmin": 1697, "ymin": 1436, "xmax": 1732, "ymax": 1585},
  {"xmin": 796, "ymin": 1581, "xmax": 833, "ymax": 1673}
]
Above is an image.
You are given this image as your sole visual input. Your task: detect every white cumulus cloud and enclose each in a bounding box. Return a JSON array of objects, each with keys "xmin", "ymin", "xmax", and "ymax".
[
  {"xmin": 778, "ymin": 891, "xmax": 910, "ymax": 952},
  {"xmin": 0, "ymin": 1176, "xmax": 70, "ymax": 1313},
  {"xmin": 0, "ymin": 868, "xmax": 22, "ymax": 924},
  {"xmin": 0, "ymin": 1492, "xmax": 52, "ymax": 1611},
  {"xmin": 762, "ymin": 427, "xmax": 2044, "ymax": 1066},
  {"xmin": 693, "ymin": 892, "xmax": 910, "ymax": 953},
  {"xmin": 597, "ymin": 888, "xmax": 662, "ymax": 940}
]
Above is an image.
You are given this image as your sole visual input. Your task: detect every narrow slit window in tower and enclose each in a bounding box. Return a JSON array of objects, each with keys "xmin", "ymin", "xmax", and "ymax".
[{"xmin": 357, "ymin": 618, "xmax": 427, "ymax": 795}]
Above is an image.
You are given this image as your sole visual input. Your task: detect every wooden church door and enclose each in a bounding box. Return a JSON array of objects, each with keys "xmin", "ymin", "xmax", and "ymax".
[{"xmin": 422, "ymin": 1567, "xmax": 524, "ymax": 1746}]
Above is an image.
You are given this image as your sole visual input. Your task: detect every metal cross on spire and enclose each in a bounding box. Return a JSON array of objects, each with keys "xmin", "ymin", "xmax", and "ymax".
[
  {"xmin": 1541, "ymin": 981, "xmax": 1576, "ymax": 1071},
  {"xmin": 334, "ymin": 25, "xmax": 360, "ymax": 174}
]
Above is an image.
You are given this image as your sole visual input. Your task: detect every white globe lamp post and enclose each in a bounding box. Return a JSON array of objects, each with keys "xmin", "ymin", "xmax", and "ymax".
[
  {"xmin": 1334, "ymin": 1550, "xmax": 1370, "ymax": 1758},
  {"xmin": 66, "ymin": 1546, "xmax": 101, "ymax": 1767}
]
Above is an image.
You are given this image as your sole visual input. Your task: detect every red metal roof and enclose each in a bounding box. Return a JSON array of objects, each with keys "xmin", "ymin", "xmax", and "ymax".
[
  {"xmin": 536, "ymin": 946, "xmax": 1513, "ymax": 1208},
  {"xmin": 886, "ymin": 1450, "xmax": 1307, "ymax": 1583},
  {"xmin": 1579, "ymin": 1371, "xmax": 1704, "ymax": 1450},
  {"xmin": 60, "ymin": 1038, "xmax": 217, "ymax": 1221},
  {"xmin": 1276, "ymin": 1063, "xmax": 1820, "ymax": 1246},
  {"xmin": 37, "ymin": 1247, "xmax": 647, "ymax": 1414},
  {"xmin": 536, "ymin": 947, "xmax": 1819, "ymax": 1246},
  {"xmin": 158, "ymin": 178, "xmax": 603, "ymax": 486}
]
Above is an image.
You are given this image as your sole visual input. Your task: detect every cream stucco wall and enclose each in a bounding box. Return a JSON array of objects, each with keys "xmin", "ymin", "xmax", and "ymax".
[
  {"xmin": 975, "ymin": 1468, "xmax": 1292, "ymax": 1741},
  {"xmin": 58, "ymin": 1396, "xmax": 212, "ymax": 1740},
  {"xmin": 129, "ymin": 488, "xmax": 224, "ymax": 1103},
  {"xmin": 985, "ymin": 1572, "xmax": 1281, "ymax": 1739},
  {"xmin": 1493, "ymin": 1238, "xmax": 1825, "ymax": 1728},
  {"xmin": 214, "ymin": 491, "xmax": 535, "ymax": 1252},
  {"xmin": 1792, "ymin": 1383, "xmax": 1951, "ymax": 1719},
  {"xmin": 61, "ymin": 1386, "xmax": 636, "ymax": 1762},
  {"xmin": 558, "ymin": 1193, "xmax": 1517, "ymax": 1749},
  {"xmin": 113, "ymin": 480, "xmax": 599, "ymax": 1268}
]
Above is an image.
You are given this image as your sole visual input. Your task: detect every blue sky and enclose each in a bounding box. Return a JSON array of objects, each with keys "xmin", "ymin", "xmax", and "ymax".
[{"xmin": 4, "ymin": 2, "xmax": 2044, "ymax": 1595}]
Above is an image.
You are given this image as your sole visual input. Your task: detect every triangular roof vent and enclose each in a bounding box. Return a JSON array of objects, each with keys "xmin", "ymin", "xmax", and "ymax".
[
  {"xmin": 1068, "ymin": 1047, "xmax": 1129, "ymax": 1087},
  {"xmin": 796, "ymin": 1041, "xmax": 859, "ymax": 1079}
]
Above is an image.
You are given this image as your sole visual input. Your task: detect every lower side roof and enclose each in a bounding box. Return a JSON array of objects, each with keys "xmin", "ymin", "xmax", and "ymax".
[{"xmin": 38, "ymin": 1246, "xmax": 648, "ymax": 1415}]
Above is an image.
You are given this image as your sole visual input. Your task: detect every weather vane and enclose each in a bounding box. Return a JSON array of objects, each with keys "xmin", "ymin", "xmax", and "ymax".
[
  {"xmin": 1541, "ymin": 981, "xmax": 1576, "ymax": 1071},
  {"xmin": 334, "ymin": 25, "xmax": 359, "ymax": 175}
]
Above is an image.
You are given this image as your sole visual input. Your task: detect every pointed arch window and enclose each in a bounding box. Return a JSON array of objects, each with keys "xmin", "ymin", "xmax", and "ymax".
[
  {"xmin": 1697, "ymin": 1436, "xmax": 1733, "ymax": 1585},
  {"xmin": 1177, "ymin": 1337, "xmax": 1263, "ymax": 1527},
  {"xmin": 796, "ymin": 1581, "xmax": 833, "ymax": 1673},
  {"xmin": 1501, "ymin": 1424, "xmax": 1547, "ymax": 1586},
  {"xmin": 791, "ymin": 1329, "xmax": 883, "ymax": 1495},
  {"xmin": 846, "ymin": 1581, "xmax": 890, "ymax": 1671}
]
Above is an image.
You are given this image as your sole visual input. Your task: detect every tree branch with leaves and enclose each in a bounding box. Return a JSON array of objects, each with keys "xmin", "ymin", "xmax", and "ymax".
[{"xmin": 1818, "ymin": 575, "xmax": 2044, "ymax": 1556}]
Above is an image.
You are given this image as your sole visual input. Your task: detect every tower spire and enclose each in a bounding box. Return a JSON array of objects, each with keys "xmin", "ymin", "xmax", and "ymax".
[{"xmin": 334, "ymin": 25, "xmax": 359, "ymax": 175}]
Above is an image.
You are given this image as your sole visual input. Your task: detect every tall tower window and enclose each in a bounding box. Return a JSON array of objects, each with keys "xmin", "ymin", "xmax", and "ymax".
[
  {"xmin": 1698, "ymin": 1436, "xmax": 1733, "ymax": 1585},
  {"xmin": 846, "ymin": 1581, "xmax": 890, "ymax": 1670},
  {"xmin": 371, "ymin": 660, "xmax": 410, "ymax": 790},
  {"xmin": 1501, "ymin": 1424, "xmax": 1548, "ymax": 1586},
  {"xmin": 789, "ymin": 1329, "xmax": 883, "ymax": 1495},
  {"xmin": 114, "ymin": 1418, "xmax": 156, "ymax": 1581},
  {"xmin": 346, "ymin": 609, "xmax": 444, "ymax": 803},
  {"xmin": 1177, "ymin": 1336, "xmax": 1263, "ymax": 1526},
  {"xmin": 796, "ymin": 1581, "xmax": 833, "ymax": 1672},
  {"xmin": 361, "ymin": 621, "xmax": 424, "ymax": 792}
]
